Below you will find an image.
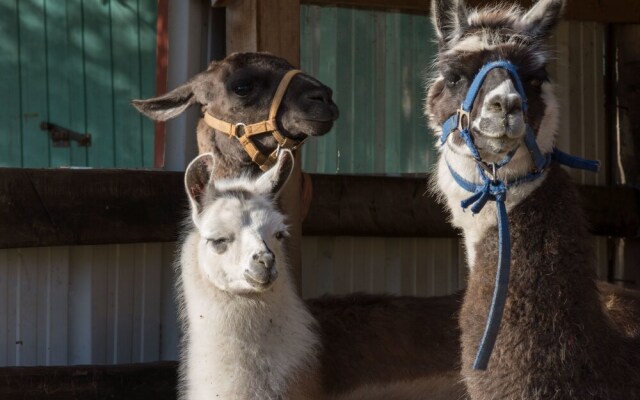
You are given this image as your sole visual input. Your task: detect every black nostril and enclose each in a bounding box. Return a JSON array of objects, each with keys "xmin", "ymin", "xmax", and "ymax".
[
  {"xmin": 306, "ymin": 89, "xmax": 331, "ymax": 104},
  {"xmin": 253, "ymin": 251, "xmax": 275, "ymax": 269},
  {"xmin": 488, "ymin": 95, "xmax": 521, "ymax": 115}
]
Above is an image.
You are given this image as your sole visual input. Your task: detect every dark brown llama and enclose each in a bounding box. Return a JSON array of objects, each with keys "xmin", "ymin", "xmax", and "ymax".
[
  {"xmin": 133, "ymin": 52, "xmax": 339, "ymax": 177},
  {"xmin": 426, "ymin": 0, "xmax": 640, "ymax": 399}
]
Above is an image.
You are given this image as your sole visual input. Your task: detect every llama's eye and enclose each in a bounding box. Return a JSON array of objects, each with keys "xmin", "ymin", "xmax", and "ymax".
[
  {"xmin": 232, "ymin": 81, "xmax": 253, "ymax": 97},
  {"xmin": 207, "ymin": 237, "xmax": 232, "ymax": 247},
  {"xmin": 530, "ymin": 78, "xmax": 543, "ymax": 87},
  {"xmin": 445, "ymin": 74, "xmax": 462, "ymax": 88},
  {"xmin": 274, "ymin": 231, "xmax": 286, "ymax": 240},
  {"xmin": 529, "ymin": 69, "xmax": 549, "ymax": 88}
]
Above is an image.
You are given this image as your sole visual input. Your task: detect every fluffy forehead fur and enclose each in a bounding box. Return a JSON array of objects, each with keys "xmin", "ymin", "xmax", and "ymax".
[
  {"xmin": 425, "ymin": 1, "xmax": 562, "ymax": 149},
  {"xmin": 446, "ymin": 4, "xmax": 550, "ymax": 67},
  {"xmin": 197, "ymin": 177, "xmax": 287, "ymax": 237}
]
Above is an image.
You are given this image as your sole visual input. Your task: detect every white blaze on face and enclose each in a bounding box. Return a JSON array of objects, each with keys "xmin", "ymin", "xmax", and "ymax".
[{"xmin": 472, "ymin": 79, "xmax": 526, "ymax": 139}]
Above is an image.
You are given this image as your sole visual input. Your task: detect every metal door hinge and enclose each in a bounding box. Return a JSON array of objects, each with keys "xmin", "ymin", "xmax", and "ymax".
[{"xmin": 40, "ymin": 122, "xmax": 92, "ymax": 147}]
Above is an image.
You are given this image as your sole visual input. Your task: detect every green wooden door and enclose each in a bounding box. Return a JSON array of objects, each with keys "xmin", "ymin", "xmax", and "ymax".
[
  {"xmin": 0, "ymin": 0, "xmax": 157, "ymax": 168},
  {"xmin": 300, "ymin": 5, "xmax": 438, "ymax": 174}
]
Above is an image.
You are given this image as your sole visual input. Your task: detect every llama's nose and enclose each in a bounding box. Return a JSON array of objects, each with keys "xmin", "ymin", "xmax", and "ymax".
[
  {"xmin": 305, "ymin": 88, "xmax": 333, "ymax": 105},
  {"xmin": 252, "ymin": 250, "xmax": 275, "ymax": 270},
  {"xmin": 486, "ymin": 92, "xmax": 522, "ymax": 115}
]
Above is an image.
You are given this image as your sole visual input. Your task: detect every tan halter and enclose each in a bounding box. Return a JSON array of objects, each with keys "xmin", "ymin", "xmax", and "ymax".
[{"xmin": 203, "ymin": 69, "xmax": 304, "ymax": 171}]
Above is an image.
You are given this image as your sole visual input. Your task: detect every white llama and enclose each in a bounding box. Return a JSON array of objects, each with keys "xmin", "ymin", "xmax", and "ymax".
[
  {"xmin": 178, "ymin": 150, "xmax": 319, "ymax": 399},
  {"xmin": 177, "ymin": 149, "xmax": 467, "ymax": 400}
]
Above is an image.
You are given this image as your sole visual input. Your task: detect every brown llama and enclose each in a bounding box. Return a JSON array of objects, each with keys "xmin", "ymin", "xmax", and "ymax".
[{"xmin": 426, "ymin": 0, "xmax": 640, "ymax": 398}]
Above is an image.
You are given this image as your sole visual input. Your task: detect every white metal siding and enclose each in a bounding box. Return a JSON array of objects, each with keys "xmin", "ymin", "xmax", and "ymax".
[{"xmin": 0, "ymin": 243, "xmax": 179, "ymax": 366}]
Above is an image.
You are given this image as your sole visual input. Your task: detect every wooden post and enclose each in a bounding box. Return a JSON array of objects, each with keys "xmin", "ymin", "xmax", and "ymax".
[
  {"xmin": 225, "ymin": 0, "xmax": 304, "ymax": 291},
  {"xmin": 611, "ymin": 25, "xmax": 640, "ymax": 290}
]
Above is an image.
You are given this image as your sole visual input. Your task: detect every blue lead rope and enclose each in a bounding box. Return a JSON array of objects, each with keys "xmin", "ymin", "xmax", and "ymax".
[{"xmin": 440, "ymin": 60, "xmax": 600, "ymax": 371}]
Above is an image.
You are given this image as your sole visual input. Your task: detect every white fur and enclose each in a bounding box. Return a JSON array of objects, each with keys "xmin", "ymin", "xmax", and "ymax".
[
  {"xmin": 473, "ymin": 80, "xmax": 525, "ymax": 139},
  {"xmin": 178, "ymin": 172, "xmax": 319, "ymax": 400}
]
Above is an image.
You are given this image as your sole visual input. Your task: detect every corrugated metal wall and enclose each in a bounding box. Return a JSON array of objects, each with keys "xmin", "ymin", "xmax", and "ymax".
[
  {"xmin": 0, "ymin": 0, "xmax": 157, "ymax": 168},
  {"xmin": 0, "ymin": 243, "xmax": 179, "ymax": 366}
]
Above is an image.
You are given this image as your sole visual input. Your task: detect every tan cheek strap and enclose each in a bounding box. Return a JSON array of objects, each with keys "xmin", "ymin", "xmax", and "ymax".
[{"xmin": 202, "ymin": 69, "xmax": 304, "ymax": 171}]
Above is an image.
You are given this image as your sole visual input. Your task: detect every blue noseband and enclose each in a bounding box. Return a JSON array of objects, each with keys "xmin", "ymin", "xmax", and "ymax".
[{"xmin": 440, "ymin": 60, "xmax": 599, "ymax": 371}]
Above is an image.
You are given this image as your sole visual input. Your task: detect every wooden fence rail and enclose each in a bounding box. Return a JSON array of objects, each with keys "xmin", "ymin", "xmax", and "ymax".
[{"xmin": 0, "ymin": 169, "xmax": 638, "ymax": 249}]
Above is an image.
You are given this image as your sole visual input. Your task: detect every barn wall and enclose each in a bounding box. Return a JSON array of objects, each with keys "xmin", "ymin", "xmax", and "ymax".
[{"xmin": 0, "ymin": 15, "xmax": 610, "ymax": 367}]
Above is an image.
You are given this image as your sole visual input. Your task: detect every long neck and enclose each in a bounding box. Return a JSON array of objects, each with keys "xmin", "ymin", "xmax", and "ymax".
[
  {"xmin": 457, "ymin": 164, "xmax": 639, "ymax": 399},
  {"xmin": 435, "ymin": 145, "xmax": 545, "ymax": 267},
  {"xmin": 178, "ymin": 233, "xmax": 319, "ymax": 400}
]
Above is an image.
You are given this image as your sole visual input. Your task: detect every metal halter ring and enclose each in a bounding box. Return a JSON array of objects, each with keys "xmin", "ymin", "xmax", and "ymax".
[
  {"xmin": 456, "ymin": 108, "xmax": 470, "ymax": 131},
  {"xmin": 233, "ymin": 123, "xmax": 246, "ymax": 139}
]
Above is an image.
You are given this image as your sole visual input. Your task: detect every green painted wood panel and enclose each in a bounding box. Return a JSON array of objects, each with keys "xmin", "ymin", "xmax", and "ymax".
[
  {"xmin": 0, "ymin": 0, "xmax": 157, "ymax": 168},
  {"xmin": 19, "ymin": 0, "xmax": 49, "ymax": 168},
  {"xmin": 46, "ymin": 0, "xmax": 72, "ymax": 167},
  {"xmin": 0, "ymin": 0, "xmax": 22, "ymax": 167},
  {"xmin": 300, "ymin": 5, "xmax": 438, "ymax": 174},
  {"xmin": 66, "ymin": 0, "xmax": 89, "ymax": 167}
]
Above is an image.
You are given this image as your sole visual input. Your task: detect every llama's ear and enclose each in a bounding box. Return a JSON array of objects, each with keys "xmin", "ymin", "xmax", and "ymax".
[
  {"xmin": 255, "ymin": 150, "xmax": 294, "ymax": 198},
  {"xmin": 185, "ymin": 153, "xmax": 216, "ymax": 225},
  {"xmin": 132, "ymin": 82, "xmax": 196, "ymax": 121},
  {"xmin": 522, "ymin": 0, "xmax": 565, "ymax": 38},
  {"xmin": 431, "ymin": 0, "xmax": 468, "ymax": 48}
]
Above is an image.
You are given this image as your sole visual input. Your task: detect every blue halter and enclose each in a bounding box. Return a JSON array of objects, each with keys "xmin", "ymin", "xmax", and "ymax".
[{"xmin": 440, "ymin": 60, "xmax": 599, "ymax": 371}]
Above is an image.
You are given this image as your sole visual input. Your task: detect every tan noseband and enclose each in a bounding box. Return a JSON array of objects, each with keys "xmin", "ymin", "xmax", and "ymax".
[{"xmin": 203, "ymin": 69, "xmax": 304, "ymax": 171}]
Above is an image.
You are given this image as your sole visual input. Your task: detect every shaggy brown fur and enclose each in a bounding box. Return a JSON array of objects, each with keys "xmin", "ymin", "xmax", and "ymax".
[
  {"xmin": 307, "ymin": 292, "xmax": 464, "ymax": 395},
  {"xmin": 462, "ymin": 165, "xmax": 640, "ymax": 399}
]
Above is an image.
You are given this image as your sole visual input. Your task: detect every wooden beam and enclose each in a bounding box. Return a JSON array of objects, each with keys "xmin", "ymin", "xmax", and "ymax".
[
  {"xmin": 226, "ymin": 0, "xmax": 300, "ymax": 66},
  {"xmin": 225, "ymin": 0, "xmax": 304, "ymax": 288},
  {"xmin": 0, "ymin": 362, "xmax": 178, "ymax": 400},
  {"xmin": 303, "ymin": 174, "xmax": 456, "ymax": 237},
  {"xmin": 0, "ymin": 168, "xmax": 185, "ymax": 249},
  {"xmin": 0, "ymin": 169, "xmax": 638, "ymax": 249},
  {"xmin": 301, "ymin": 0, "xmax": 640, "ymax": 23}
]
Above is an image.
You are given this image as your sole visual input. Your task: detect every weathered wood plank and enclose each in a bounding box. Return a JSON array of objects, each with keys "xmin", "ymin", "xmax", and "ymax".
[
  {"xmin": 0, "ymin": 168, "xmax": 186, "ymax": 248},
  {"xmin": 0, "ymin": 0, "xmax": 22, "ymax": 167},
  {"xmin": 0, "ymin": 169, "xmax": 637, "ymax": 249},
  {"xmin": 83, "ymin": 0, "xmax": 115, "ymax": 167},
  {"xmin": 301, "ymin": 0, "xmax": 640, "ymax": 23},
  {"xmin": 19, "ymin": 0, "xmax": 49, "ymax": 168},
  {"xmin": 0, "ymin": 362, "xmax": 178, "ymax": 400}
]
